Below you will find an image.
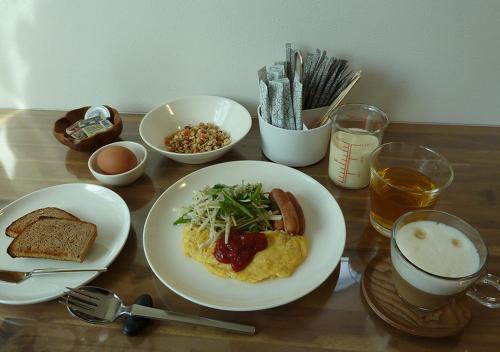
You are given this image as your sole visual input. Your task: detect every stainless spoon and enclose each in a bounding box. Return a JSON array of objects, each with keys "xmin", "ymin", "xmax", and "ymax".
[{"xmin": 60, "ymin": 286, "xmax": 255, "ymax": 335}]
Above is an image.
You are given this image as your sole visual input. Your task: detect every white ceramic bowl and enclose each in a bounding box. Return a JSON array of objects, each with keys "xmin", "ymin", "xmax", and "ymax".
[
  {"xmin": 88, "ymin": 141, "xmax": 148, "ymax": 186},
  {"xmin": 139, "ymin": 96, "xmax": 252, "ymax": 164},
  {"xmin": 258, "ymin": 106, "xmax": 332, "ymax": 167}
]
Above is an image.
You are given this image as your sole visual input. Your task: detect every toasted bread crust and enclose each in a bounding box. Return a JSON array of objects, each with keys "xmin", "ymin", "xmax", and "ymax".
[
  {"xmin": 7, "ymin": 217, "xmax": 97, "ymax": 262},
  {"xmin": 5, "ymin": 207, "xmax": 79, "ymax": 238},
  {"xmin": 75, "ymin": 226, "xmax": 97, "ymax": 262}
]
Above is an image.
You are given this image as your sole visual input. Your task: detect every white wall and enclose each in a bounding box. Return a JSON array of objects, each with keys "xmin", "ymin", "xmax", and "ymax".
[{"xmin": 1, "ymin": 0, "xmax": 499, "ymax": 124}]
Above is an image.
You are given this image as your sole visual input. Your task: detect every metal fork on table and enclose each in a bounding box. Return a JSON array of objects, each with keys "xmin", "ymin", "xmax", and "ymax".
[{"xmin": 59, "ymin": 286, "xmax": 256, "ymax": 335}]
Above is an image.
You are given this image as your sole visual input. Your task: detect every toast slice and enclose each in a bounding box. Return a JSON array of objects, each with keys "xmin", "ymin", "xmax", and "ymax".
[
  {"xmin": 5, "ymin": 207, "xmax": 79, "ymax": 238},
  {"xmin": 7, "ymin": 217, "xmax": 97, "ymax": 262}
]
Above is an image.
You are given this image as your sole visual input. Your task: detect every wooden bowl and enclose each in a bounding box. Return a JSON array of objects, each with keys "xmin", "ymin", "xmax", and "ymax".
[{"xmin": 53, "ymin": 106, "xmax": 123, "ymax": 152}]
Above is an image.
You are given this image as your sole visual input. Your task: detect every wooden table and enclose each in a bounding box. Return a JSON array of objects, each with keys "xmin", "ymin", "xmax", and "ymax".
[{"xmin": 0, "ymin": 109, "xmax": 499, "ymax": 351}]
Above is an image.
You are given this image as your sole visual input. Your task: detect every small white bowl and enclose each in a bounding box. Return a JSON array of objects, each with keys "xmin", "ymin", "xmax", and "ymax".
[
  {"xmin": 88, "ymin": 141, "xmax": 147, "ymax": 186},
  {"xmin": 258, "ymin": 106, "xmax": 332, "ymax": 167},
  {"xmin": 139, "ymin": 96, "xmax": 252, "ymax": 164}
]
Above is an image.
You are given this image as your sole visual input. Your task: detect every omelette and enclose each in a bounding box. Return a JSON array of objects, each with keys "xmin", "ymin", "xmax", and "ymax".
[{"xmin": 182, "ymin": 226, "xmax": 308, "ymax": 283}]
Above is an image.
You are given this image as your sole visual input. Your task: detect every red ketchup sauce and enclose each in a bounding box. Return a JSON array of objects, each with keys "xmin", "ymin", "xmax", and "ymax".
[{"xmin": 213, "ymin": 228, "xmax": 268, "ymax": 272}]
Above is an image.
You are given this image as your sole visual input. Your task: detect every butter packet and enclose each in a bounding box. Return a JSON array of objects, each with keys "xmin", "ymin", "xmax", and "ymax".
[
  {"xmin": 80, "ymin": 123, "xmax": 110, "ymax": 137},
  {"xmin": 69, "ymin": 129, "xmax": 88, "ymax": 140},
  {"xmin": 67, "ymin": 116, "xmax": 113, "ymax": 139},
  {"xmin": 66, "ymin": 116, "xmax": 112, "ymax": 134}
]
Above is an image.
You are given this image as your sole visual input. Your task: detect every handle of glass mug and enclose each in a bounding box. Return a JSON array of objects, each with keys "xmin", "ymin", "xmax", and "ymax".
[{"xmin": 466, "ymin": 273, "xmax": 500, "ymax": 308}]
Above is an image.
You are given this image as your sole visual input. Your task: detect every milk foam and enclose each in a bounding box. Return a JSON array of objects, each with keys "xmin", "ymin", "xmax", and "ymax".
[
  {"xmin": 392, "ymin": 220, "xmax": 481, "ymax": 295},
  {"xmin": 396, "ymin": 221, "xmax": 479, "ymax": 278}
]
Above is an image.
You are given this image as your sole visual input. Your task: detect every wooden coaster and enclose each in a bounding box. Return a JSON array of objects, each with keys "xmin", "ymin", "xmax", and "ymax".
[{"xmin": 361, "ymin": 256, "xmax": 472, "ymax": 337}]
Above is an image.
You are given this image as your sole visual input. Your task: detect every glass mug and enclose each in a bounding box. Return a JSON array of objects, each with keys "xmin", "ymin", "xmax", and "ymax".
[
  {"xmin": 391, "ymin": 210, "xmax": 500, "ymax": 310},
  {"xmin": 369, "ymin": 142, "xmax": 454, "ymax": 237}
]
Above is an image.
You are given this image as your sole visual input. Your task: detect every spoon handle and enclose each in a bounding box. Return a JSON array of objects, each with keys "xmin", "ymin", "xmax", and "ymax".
[{"xmin": 129, "ymin": 304, "xmax": 255, "ymax": 335}]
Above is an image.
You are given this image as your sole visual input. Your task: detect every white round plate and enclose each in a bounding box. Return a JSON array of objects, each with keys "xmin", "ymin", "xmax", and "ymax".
[
  {"xmin": 143, "ymin": 161, "xmax": 346, "ymax": 311},
  {"xmin": 0, "ymin": 183, "xmax": 130, "ymax": 305}
]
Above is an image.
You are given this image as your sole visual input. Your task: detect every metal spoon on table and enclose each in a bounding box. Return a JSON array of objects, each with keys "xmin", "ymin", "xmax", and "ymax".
[{"xmin": 60, "ymin": 286, "xmax": 256, "ymax": 335}]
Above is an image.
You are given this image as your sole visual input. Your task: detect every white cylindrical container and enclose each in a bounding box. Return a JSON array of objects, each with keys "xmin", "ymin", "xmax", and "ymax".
[{"xmin": 258, "ymin": 107, "xmax": 331, "ymax": 167}]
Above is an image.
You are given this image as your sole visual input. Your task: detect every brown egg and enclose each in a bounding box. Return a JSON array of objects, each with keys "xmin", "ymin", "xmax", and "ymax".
[{"xmin": 96, "ymin": 146, "xmax": 138, "ymax": 175}]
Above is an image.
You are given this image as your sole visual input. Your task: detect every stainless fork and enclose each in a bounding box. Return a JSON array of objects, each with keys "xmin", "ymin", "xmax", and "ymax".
[{"xmin": 60, "ymin": 286, "xmax": 255, "ymax": 335}]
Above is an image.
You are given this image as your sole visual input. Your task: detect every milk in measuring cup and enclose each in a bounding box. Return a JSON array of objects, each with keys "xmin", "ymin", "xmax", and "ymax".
[{"xmin": 328, "ymin": 129, "xmax": 380, "ymax": 188}]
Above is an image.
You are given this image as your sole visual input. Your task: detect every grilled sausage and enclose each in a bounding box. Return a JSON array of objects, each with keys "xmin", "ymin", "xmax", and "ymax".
[
  {"xmin": 272, "ymin": 220, "xmax": 285, "ymax": 231},
  {"xmin": 270, "ymin": 188, "xmax": 300, "ymax": 235},
  {"xmin": 286, "ymin": 191, "xmax": 305, "ymax": 235}
]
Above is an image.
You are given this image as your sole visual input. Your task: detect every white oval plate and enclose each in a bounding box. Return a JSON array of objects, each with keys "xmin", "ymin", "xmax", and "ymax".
[
  {"xmin": 143, "ymin": 161, "xmax": 346, "ymax": 311},
  {"xmin": 0, "ymin": 183, "xmax": 130, "ymax": 305}
]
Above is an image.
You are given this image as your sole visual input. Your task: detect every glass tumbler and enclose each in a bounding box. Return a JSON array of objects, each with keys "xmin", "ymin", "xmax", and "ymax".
[
  {"xmin": 328, "ymin": 104, "xmax": 389, "ymax": 189},
  {"xmin": 369, "ymin": 142, "xmax": 454, "ymax": 237}
]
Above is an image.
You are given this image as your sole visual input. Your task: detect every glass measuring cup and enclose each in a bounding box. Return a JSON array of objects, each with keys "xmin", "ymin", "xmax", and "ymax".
[{"xmin": 328, "ymin": 104, "xmax": 389, "ymax": 189}]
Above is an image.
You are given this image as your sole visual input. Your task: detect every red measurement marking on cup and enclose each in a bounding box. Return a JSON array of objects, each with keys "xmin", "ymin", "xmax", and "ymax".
[{"xmin": 338, "ymin": 140, "xmax": 363, "ymax": 184}]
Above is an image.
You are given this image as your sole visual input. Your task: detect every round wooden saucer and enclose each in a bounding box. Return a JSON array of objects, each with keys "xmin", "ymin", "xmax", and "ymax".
[{"xmin": 361, "ymin": 256, "xmax": 472, "ymax": 337}]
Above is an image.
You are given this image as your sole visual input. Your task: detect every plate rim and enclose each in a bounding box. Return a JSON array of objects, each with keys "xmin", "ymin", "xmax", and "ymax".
[
  {"xmin": 143, "ymin": 160, "xmax": 346, "ymax": 311},
  {"xmin": 0, "ymin": 182, "xmax": 130, "ymax": 305}
]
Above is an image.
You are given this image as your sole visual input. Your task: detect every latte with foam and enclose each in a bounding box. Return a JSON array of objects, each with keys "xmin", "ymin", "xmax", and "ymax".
[
  {"xmin": 396, "ymin": 221, "xmax": 480, "ymax": 278},
  {"xmin": 391, "ymin": 220, "xmax": 481, "ymax": 309},
  {"xmin": 390, "ymin": 211, "xmax": 500, "ymax": 311}
]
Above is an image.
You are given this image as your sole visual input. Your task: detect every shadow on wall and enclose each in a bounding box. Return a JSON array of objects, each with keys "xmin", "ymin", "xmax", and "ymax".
[
  {"xmin": 0, "ymin": 2, "xmax": 135, "ymax": 111},
  {"xmin": 0, "ymin": 3, "xmax": 34, "ymax": 109},
  {"xmin": 218, "ymin": 65, "xmax": 403, "ymax": 119},
  {"xmin": 0, "ymin": 2, "xmax": 403, "ymax": 119},
  {"xmin": 344, "ymin": 65, "xmax": 403, "ymax": 121}
]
